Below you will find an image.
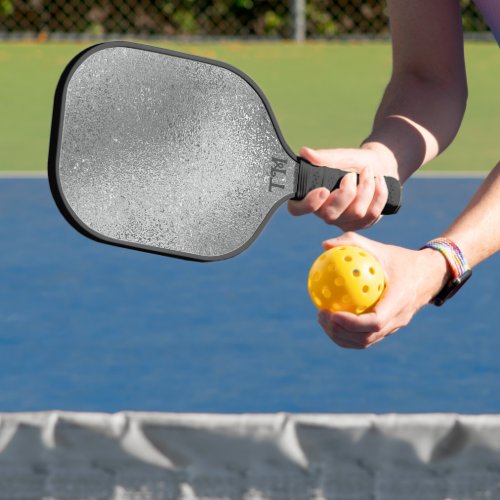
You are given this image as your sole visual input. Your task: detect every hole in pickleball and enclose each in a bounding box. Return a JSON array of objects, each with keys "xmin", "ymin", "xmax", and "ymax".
[
  {"xmin": 334, "ymin": 277, "xmax": 344, "ymax": 287},
  {"xmin": 322, "ymin": 286, "xmax": 332, "ymax": 299},
  {"xmin": 359, "ymin": 251, "xmax": 367, "ymax": 257},
  {"xmin": 344, "ymin": 256, "xmax": 352, "ymax": 262},
  {"xmin": 369, "ymin": 267, "xmax": 375, "ymax": 275},
  {"xmin": 378, "ymin": 284, "xmax": 382, "ymax": 291},
  {"xmin": 362, "ymin": 285, "xmax": 369, "ymax": 293},
  {"xmin": 333, "ymin": 303, "xmax": 342, "ymax": 311},
  {"xmin": 352, "ymin": 269, "xmax": 360, "ymax": 277},
  {"xmin": 313, "ymin": 271, "xmax": 321, "ymax": 282},
  {"xmin": 327, "ymin": 264, "xmax": 335, "ymax": 272},
  {"xmin": 356, "ymin": 306, "xmax": 366, "ymax": 314},
  {"xmin": 342, "ymin": 295, "xmax": 351, "ymax": 304}
]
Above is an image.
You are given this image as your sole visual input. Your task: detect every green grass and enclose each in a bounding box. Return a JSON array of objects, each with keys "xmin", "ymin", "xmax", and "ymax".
[{"xmin": 0, "ymin": 40, "xmax": 497, "ymax": 172}]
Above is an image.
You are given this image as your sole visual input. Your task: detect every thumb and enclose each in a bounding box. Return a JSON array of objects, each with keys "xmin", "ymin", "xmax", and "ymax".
[
  {"xmin": 298, "ymin": 146, "xmax": 324, "ymax": 166},
  {"xmin": 299, "ymin": 147, "xmax": 366, "ymax": 170},
  {"xmin": 322, "ymin": 231, "xmax": 368, "ymax": 250}
]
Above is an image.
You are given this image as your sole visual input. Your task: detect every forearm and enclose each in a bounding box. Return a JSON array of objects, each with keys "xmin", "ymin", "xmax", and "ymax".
[
  {"xmin": 361, "ymin": 0, "xmax": 467, "ymax": 183},
  {"xmin": 362, "ymin": 73, "xmax": 467, "ymax": 182},
  {"xmin": 441, "ymin": 162, "xmax": 500, "ymax": 267},
  {"xmin": 418, "ymin": 162, "xmax": 500, "ymax": 303},
  {"xmin": 412, "ymin": 168, "xmax": 499, "ymax": 324}
]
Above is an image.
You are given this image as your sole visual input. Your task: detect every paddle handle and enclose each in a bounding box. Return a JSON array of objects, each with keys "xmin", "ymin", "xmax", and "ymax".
[{"xmin": 292, "ymin": 157, "xmax": 402, "ymax": 215}]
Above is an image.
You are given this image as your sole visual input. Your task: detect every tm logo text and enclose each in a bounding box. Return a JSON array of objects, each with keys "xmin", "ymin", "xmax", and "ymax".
[{"xmin": 268, "ymin": 157, "xmax": 287, "ymax": 192}]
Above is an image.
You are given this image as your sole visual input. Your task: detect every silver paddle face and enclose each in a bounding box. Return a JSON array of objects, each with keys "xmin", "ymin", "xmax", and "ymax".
[{"xmin": 52, "ymin": 43, "xmax": 297, "ymax": 261}]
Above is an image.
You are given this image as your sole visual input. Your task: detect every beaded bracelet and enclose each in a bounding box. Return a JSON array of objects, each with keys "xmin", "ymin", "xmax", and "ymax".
[
  {"xmin": 421, "ymin": 238, "xmax": 470, "ymax": 278},
  {"xmin": 420, "ymin": 238, "xmax": 472, "ymax": 306}
]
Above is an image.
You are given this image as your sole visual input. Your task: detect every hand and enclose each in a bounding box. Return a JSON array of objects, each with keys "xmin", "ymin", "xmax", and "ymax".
[
  {"xmin": 288, "ymin": 145, "xmax": 398, "ymax": 231},
  {"xmin": 316, "ymin": 232, "xmax": 451, "ymax": 349}
]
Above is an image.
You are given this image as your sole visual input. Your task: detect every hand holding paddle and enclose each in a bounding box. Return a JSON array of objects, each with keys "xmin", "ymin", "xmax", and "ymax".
[{"xmin": 290, "ymin": 146, "xmax": 400, "ymax": 231}]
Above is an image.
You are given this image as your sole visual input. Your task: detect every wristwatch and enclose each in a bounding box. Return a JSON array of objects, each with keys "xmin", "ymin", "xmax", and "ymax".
[{"xmin": 421, "ymin": 238, "xmax": 472, "ymax": 306}]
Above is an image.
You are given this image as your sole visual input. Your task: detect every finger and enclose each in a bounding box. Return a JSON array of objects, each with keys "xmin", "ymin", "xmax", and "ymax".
[
  {"xmin": 367, "ymin": 287, "xmax": 412, "ymax": 335},
  {"xmin": 322, "ymin": 170, "xmax": 391, "ymax": 231},
  {"xmin": 319, "ymin": 310, "xmax": 391, "ymax": 349},
  {"xmin": 361, "ymin": 328, "xmax": 399, "ymax": 348},
  {"xmin": 319, "ymin": 311, "xmax": 373, "ymax": 348},
  {"xmin": 364, "ymin": 335, "xmax": 386, "ymax": 348},
  {"xmin": 320, "ymin": 320, "xmax": 365, "ymax": 349},
  {"xmin": 342, "ymin": 164, "xmax": 376, "ymax": 221},
  {"xmin": 332, "ymin": 293, "xmax": 402, "ymax": 339},
  {"xmin": 328, "ymin": 327, "xmax": 380, "ymax": 349},
  {"xmin": 330, "ymin": 324, "xmax": 371, "ymax": 348},
  {"xmin": 339, "ymin": 213, "xmax": 383, "ymax": 232},
  {"xmin": 385, "ymin": 328, "xmax": 400, "ymax": 337},
  {"xmin": 315, "ymin": 172, "xmax": 357, "ymax": 224},
  {"xmin": 330, "ymin": 336, "xmax": 365, "ymax": 349},
  {"xmin": 363, "ymin": 174, "xmax": 389, "ymax": 223},
  {"xmin": 330, "ymin": 316, "xmax": 391, "ymax": 349},
  {"xmin": 288, "ymin": 188, "xmax": 330, "ymax": 216},
  {"xmin": 330, "ymin": 311, "xmax": 385, "ymax": 335}
]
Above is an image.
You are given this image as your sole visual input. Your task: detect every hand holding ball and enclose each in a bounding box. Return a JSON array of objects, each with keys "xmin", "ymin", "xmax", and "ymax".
[{"xmin": 308, "ymin": 245, "xmax": 385, "ymax": 314}]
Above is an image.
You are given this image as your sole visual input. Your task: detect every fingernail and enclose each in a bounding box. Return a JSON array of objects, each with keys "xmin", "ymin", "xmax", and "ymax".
[
  {"xmin": 341, "ymin": 172, "xmax": 354, "ymax": 186},
  {"xmin": 319, "ymin": 189, "xmax": 329, "ymax": 200}
]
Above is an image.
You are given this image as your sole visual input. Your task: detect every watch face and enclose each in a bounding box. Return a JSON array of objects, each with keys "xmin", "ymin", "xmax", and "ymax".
[{"xmin": 432, "ymin": 269, "xmax": 472, "ymax": 306}]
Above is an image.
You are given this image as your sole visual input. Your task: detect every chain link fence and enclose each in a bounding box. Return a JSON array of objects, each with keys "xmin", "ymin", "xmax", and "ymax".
[{"xmin": 0, "ymin": 0, "xmax": 491, "ymax": 40}]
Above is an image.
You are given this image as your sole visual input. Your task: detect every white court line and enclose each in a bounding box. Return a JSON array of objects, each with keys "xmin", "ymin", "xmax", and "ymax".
[
  {"xmin": 0, "ymin": 171, "xmax": 47, "ymax": 178},
  {"xmin": 0, "ymin": 170, "xmax": 489, "ymax": 179},
  {"xmin": 414, "ymin": 170, "xmax": 487, "ymax": 178}
]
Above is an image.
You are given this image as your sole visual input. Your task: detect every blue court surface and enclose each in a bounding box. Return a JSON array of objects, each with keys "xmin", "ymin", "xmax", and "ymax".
[{"xmin": 0, "ymin": 176, "xmax": 498, "ymax": 413}]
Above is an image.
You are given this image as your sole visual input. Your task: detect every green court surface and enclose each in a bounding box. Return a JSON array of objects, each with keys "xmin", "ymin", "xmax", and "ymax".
[{"xmin": 0, "ymin": 40, "xmax": 497, "ymax": 173}]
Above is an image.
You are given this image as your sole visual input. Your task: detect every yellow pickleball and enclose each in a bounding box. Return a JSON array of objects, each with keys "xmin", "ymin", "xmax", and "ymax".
[{"xmin": 308, "ymin": 245, "xmax": 385, "ymax": 314}]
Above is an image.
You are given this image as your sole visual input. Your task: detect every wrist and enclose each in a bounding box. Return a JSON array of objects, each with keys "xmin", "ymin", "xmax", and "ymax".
[
  {"xmin": 361, "ymin": 141, "xmax": 399, "ymax": 178},
  {"xmin": 417, "ymin": 248, "xmax": 453, "ymax": 304}
]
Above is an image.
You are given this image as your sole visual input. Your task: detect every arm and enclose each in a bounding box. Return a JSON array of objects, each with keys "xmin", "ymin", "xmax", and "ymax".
[
  {"xmin": 441, "ymin": 163, "xmax": 500, "ymax": 267},
  {"xmin": 363, "ymin": 0, "xmax": 468, "ymax": 182},
  {"xmin": 288, "ymin": 0, "xmax": 467, "ymax": 227},
  {"xmin": 318, "ymin": 162, "xmax": 500, "ymax": 349}
]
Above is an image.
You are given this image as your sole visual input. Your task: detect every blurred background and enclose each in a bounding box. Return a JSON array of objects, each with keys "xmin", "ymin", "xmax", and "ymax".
[
  {"xmin": 0, "ymin": 1, "xmax": 497, "ymax": 175},
  {"xmin": 0, "ymin": 0, "xmax": 492, "ymax": 40}
]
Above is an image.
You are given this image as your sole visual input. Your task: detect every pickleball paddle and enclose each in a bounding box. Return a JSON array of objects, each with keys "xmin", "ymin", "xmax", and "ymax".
[{"xmin": 49, "ymin": 41, "xmax": 401, "ymax": 261}]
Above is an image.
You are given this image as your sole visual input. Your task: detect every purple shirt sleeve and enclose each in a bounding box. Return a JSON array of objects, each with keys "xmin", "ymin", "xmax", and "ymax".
[{"xmin": 473, "ymin": 0, "xmax": 500, "ymax": 45}]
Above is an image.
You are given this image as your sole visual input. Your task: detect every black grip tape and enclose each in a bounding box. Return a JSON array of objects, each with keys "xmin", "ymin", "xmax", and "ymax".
[{"xmin": 292, "ymin": 158, "xmax": 402, "ymax": 215}]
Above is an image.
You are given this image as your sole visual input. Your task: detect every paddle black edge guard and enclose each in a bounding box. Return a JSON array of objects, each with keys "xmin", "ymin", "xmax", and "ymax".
[
  {"xmin": 47, "ymin": 41, "xmax": 297, "ymax": 262},
  {"xmin": 292, "ymin": 158, "xmax": 402, "ymax": 215}
]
